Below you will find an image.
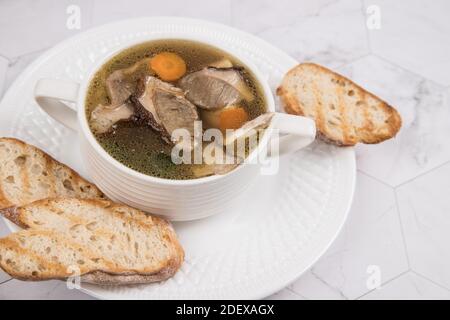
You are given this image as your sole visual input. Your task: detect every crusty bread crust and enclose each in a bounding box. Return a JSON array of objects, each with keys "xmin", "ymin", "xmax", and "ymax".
[
  {"xmin": 0, "ymin": 137, "xmax": 105, "ymax": 209},
  {"xmin": 0, "ymin": 205, "xmax": 28, "ymax": 229},
  {"xmin": 277, "ymin": 63, "xmax": 402, "ymax": 146},
  {"xmin": 80, "ymin": 252, "xmax": 183, "ymax": 286},
  {"xmin": 0, "ymin": 198, "xmax": 184, "ymax": 285}
]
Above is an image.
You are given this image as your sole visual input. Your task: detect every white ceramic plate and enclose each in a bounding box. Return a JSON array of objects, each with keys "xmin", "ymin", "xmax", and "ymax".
[{"xmin": 0, "ymin": 17, "xmax": 355, "ymax": 299}]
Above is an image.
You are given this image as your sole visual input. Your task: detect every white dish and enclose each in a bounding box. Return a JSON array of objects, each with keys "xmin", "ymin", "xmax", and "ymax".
[
  {"xmin": 0, "ymin": 17, "xmax": 355, "ymax": 299},
  {"xmin": 34, "ymin": 33, "xmax": 316, "ymax": 221}
]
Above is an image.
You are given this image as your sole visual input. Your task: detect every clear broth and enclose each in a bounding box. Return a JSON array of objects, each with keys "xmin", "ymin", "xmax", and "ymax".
[{"xmin": 85, "ymin": 39, "xmax": 267, "ymax": 180}]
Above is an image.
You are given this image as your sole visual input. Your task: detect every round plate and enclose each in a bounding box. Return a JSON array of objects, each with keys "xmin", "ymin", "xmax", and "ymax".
[{"xmin": 0, "ymin": 17, "xmax": 355, "ymax": 299}]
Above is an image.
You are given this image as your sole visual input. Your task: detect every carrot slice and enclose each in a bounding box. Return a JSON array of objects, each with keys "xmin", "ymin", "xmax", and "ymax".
[
  {"xmin": 150, "ymin": 52, "xmax": 187, "ymax": 81},
  {"xmin": 219, "ymin": 107, "xmax": 249, "ymax": 132}
]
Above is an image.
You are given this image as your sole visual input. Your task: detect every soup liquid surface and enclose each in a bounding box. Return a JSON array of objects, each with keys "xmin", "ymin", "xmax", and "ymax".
[{"xmin": 86, "ymin": 39, "xmax": 266, "ymax": 180}]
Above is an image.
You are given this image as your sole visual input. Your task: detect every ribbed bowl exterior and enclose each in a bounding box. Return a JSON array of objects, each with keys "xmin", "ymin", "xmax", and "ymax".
[{"xmin": 81, "ymin": 139, "xmax": 260, "ymax": 220}]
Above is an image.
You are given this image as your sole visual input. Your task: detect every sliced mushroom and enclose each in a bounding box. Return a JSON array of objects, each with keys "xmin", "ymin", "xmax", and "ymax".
[
  {"xmin": 191, "ymin": 144, "xmax": 240, "ymax": 178},
  {"xmin": 105, "ymin": 71, "xmax": 134, "ymax": 106},
  {"xmin": 191, "ymin": 113, "xmax": 274, "ymax": 178},
  {"xmin": 224, "ymin": 112, "xmax": 274, "ymax": 152},
  {"xmin": 191, "ymin": 163, "xmax": 239, "ymax": 178},
  {"xmin": 90, "ymin": 58, "xmax": 152, "ymax": 134},
  {"xmin": 179, "ymin": 67, "xmax": 254, "ymax": 110},
  {"xmin": 130, "ymin": 76, "xmax": 199, "ymax": 144},
  {"xmin": 90, "ymin": 103, "xmax": 134, "ymax": 134},
  {"xmin": 209, "ymin": 58, "xmax": 233, "ymax": 69},
  {"xmin": 106, "ymin": 57, "xmax": 152, "ymax": 105}
]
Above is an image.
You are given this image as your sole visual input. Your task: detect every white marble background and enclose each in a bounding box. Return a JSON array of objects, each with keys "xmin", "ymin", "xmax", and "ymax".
[{"xmin": 0, "ymin": 0, "xmax": 449, "ymax": 300}]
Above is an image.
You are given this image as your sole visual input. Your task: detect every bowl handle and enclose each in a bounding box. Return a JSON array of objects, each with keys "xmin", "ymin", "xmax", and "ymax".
[
  {"xmin": 268, "ymin": 112, "xmax": 316, "ymax": 157},
  {"xmin": 34, "ymin": 78, "xmax": 79, "ymax": 131}
]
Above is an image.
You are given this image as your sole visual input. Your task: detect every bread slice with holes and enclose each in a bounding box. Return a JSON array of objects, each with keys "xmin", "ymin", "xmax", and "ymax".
[
  {"xmin": 0, "ymin": 198, "xmax": 184, "ymax": 285},
  {"xmin": 0, "ymin": 137, "xmax": 105, "ymax": 209},
  {"xmin": 276, "ymin": 63, "xmax": 402, "ymax": 146}
]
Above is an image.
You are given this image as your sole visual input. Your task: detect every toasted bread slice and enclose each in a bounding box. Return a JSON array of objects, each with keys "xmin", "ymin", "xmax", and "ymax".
[
  {"xmin": 0, "ymin": 138, "xmax": 105, "ymax": 209},
  {"xmin": 0, "ymin": 198, "xmax": 184, "ymax": 285},
  {"xmin": 277, "ymin": 63, "xmax": 402, "ymax": 146}
]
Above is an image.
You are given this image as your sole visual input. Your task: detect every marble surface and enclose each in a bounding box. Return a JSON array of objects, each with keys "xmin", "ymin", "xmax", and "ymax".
[
  {"xmin": 0, "ymin": 0, "xmax": 449, "ymax": 300},
  {"xmin": 360, "ymin": 272, "xmax": 450, "ymax": 300}
]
